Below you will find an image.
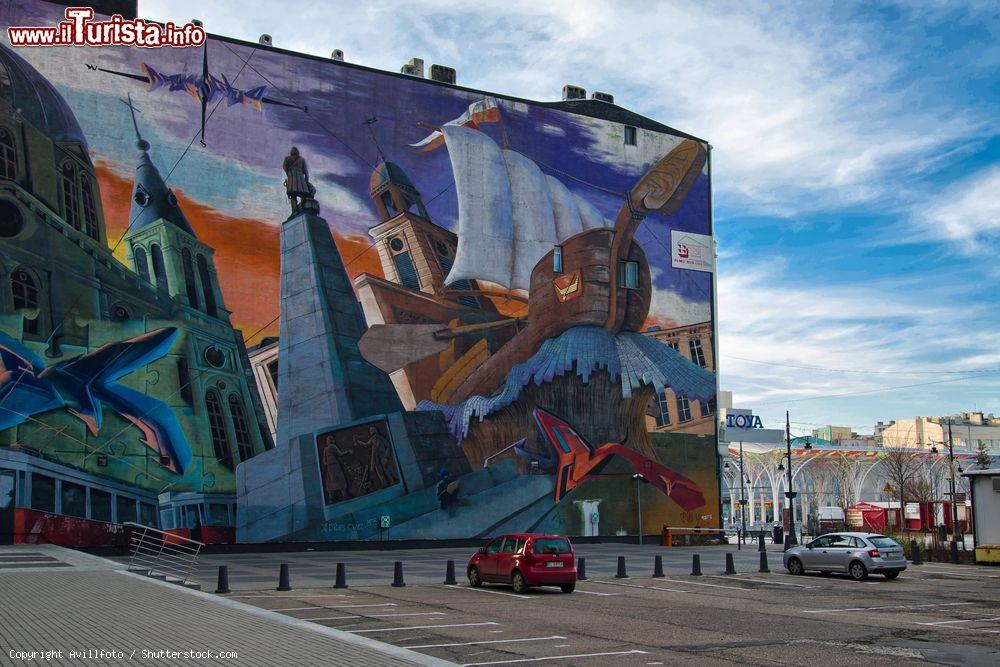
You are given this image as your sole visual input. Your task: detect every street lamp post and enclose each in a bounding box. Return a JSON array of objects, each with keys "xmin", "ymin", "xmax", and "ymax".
[
  {"xmin": 633, "ymin": 473, "xmax": 645, "ymax": 545},
  {"xmin": 784, "ymin": 411, "xmax": 797, "ymax": 546},
  {"xmin": 739, "ymin": 442, "xmax": 747, "ymax": 544},
  {"xmin": 946, "ymin": 419, "xmax": 961, "ymax": 545}
]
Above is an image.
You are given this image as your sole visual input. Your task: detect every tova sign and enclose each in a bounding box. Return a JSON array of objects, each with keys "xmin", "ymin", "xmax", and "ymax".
[{"xmin": 726, "ymin": 413, "xmax": 764, "ymax": 429}]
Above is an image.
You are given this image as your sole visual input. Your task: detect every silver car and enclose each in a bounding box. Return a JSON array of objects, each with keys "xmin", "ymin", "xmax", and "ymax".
[{"xmin": 783, "ymin": 532, "xmax": 907, "ymax": 581}]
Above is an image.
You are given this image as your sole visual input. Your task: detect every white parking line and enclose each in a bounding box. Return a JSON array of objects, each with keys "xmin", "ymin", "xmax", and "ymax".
[
  {"xmin": 270, "ymin": 603, "xmax": 397, "ymax": 611},
  {"xmin": 721, "ymin": 575, "xmax": 817, "ymax": 588},
  {"xmin": 802, "ymin": 602, "xmax": 974, "ymax": 614},
  {"xmin": 300, "ymin": 615, "xmax": 358, "ymax": 621},
  {"xmin": 588, "ymin": 580, "xmax": 691, "ymax": 593},
  {"xmin": 461, "ymin": 649, "xmax": 648, "ymax": 665},
  {"xmin": 368, "ymin": 612, "xmax": 447, "ymax": 618},
  {"xmin": 916, "ymin": 616, "xmax": 1000, "ymax": 626},
  {"xmin": 351, "ymin": 622, "xmax": 501, "ymax": 633},
  {"xmin": 445, "ymin": 584, "xmax": 533, "ymax": 599},
  {"xmin": 573, "ymin": 589, "xmax": 620, "ymax": 596},
  {"xmin": 229, "ymin": 594, "xmax": 353, "ymax": 598},
  {"xmin": 402, "ymin": 636, "xmax": 566, "ymax": 649}
]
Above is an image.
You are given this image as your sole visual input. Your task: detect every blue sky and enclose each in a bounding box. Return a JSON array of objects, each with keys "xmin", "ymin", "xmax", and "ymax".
[{"xmin": 136, "ymin": 0, "xmax": 999, "ymax": 436}]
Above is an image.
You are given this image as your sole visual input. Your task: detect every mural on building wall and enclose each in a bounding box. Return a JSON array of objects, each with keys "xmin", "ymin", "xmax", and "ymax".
[{"xmin": 1, "ymin": 0, "xmax": 718, "ymax": 546}]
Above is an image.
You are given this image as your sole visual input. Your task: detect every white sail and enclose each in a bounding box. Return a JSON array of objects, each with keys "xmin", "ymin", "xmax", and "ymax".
[
  {"xmin": 502, "ymin": 150, "xmax": 559, "ymax": 291},
  {"xmin": 545, "ymin": 175, "xmax": 585, "ymax": 241},
  {"xmin": 572, "ymin": 191, "xmax": 609, "ymax": 230},
  {"xmin": 442, "ymin": 119, "xmax": 612, "ymax": 292},
  {"xmin": 441, "ymin": 124, "xmax": 514, "ymax": 288}
]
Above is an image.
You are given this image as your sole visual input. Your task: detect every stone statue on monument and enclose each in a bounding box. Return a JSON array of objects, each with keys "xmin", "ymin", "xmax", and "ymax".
[{"xmin": 283, "ymin": 146, "xmax": 319, "ymax": 215}]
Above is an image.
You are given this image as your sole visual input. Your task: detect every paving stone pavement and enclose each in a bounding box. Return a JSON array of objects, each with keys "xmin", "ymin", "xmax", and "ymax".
[{"xmin": 0, "ymin": 545, "xmax": 451, "ymax": 666}]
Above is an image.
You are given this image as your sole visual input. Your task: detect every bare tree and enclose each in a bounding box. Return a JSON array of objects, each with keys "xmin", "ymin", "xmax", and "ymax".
[{"xmin": 874, "ymin": 447, "xmax": 923, "ymax": 536}]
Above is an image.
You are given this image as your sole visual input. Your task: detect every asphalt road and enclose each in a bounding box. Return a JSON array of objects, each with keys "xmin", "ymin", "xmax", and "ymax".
[{"xmin": 212, "ymin": 546, "xmax": 1000, "ymax": 666}]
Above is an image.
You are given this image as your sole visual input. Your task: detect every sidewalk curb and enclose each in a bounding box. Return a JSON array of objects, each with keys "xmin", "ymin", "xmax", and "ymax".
[{"xmin": 118, "ymin": 570, "xmax": 454, "ymax": 667}]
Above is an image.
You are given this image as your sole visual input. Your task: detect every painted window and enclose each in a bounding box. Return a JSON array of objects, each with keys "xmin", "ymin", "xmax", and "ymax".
[
  {"xmin": 181, "ymin": 248, "xmax": 199, "ymax": 309},
  {"xmin": 229, "ymin": 393, "xmax": 254, "ymax": 463},
  {"xmin": 91, "ymin": 489, "xmax": 112, "ymax": 522},
  {"xmin": 667, "ymin": 341, "xmax": 679, "ymax": 351},
  {"xmin": 133, "ymin": 246, "xmax": 151, "ymax": 283},
  {"xmin": 393, "ymin": 250, "xmax": 421, "ymax": 291},
  {"xmin": 677, "ymin": 395, "xmax": 692, "ymax": 422},
  {"xmin": 624, "ymin": 125, "xmax": 637, "ymax": 146},
  {"xmin": 80, "ymin": 175, "xmax": 99, "ymax": 240},
  {"xmin": 150, "ymin": 244, "xmax": 169, "ymax": 292},
  {"xmin": 60, "ymin": 161, "xmax": 79, "ymax": 231},
  {"xmin": 11, "ymin": 267, "xmax": 40, "ymax": 336},
  {"xmin": 655, "ymin": 391, "xmax": 672, "ymax": 427},
  {"xmin": 619, "ymin": 260, "xmax": 639, "ymax": 289},
  {"xmin": 61, "ymin": 481, "xmax": 86, "ymax": 518},
  {"xmin": 553, "ymin": 245, "xmax": 563, "ymax": 273},
  {"xmin": 197, "ymin": 254, "xmax": 218, "ymax": 317},
  {"xmin": 438, "ymin": 254, "xmax": 478, "ymax": 308},
  {"xmin": 205, "ymin": 389, "xmax": 233, "ymax": 470},
  {"xmin": 30, "ymin": 473, "xmax": 55, "ymax": 513},
  {"xmin": 116, "ymin": 495, "xmax": 137, "ymax": 524},
  {"xmin": 689, "ymin": 338, "xmax": 707, "ymax": 367},
  {"xmin": 0, "ymin": 127, "xmax": 16, "ymax": 180},
  {"xmin": 704, "ymin": 396, "xmax": 717, "ymax": 415}
]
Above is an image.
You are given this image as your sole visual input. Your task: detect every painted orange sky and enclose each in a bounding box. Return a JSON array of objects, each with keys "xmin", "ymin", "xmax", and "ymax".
[{"xmin": 95, "ymin": 161, "xmax": 386, "ymax": 344}]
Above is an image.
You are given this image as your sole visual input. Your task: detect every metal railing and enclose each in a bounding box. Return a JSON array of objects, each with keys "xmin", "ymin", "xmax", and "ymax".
[{"xmin": 124, "ymin": 522, "xmax": 204, "ymax": 586}]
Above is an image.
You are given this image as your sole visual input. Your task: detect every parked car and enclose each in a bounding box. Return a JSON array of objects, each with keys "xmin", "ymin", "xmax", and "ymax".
[
  {"xmin": 784, "ymin": 532, "xmax": 907, "ymax": 581},
  {"xmin": 467, "ymin": 533, "xmax": 576, "ymax": 593}
]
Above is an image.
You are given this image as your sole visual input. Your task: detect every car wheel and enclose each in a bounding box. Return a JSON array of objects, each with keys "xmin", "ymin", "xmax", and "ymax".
[
  {"xmin": 786, "ymin": 557, "xmax": 804, "ymax": 575},
  {"xmin": 884, "ymin": 571, "xmax": 900, "ymax": 580},
  {"xmin": 560, "ymin": 583, "xmax": 575, "ymax": 594},
  {"xmin": 511, "ymin": 570, "xmax": 528, "ymax": 594},
  {"xmin": 849, "ymin": 560, "xmax": 869, "ymax": 581},
  {"xmin": 468, "ymin": 566, "xmax": 482, "ymax": 588}
]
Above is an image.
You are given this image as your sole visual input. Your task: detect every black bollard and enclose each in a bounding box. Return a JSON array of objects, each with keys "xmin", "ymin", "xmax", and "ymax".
[
  {"xmin": 444, "ymin": 560, "xmax": 457, "ymax": 585},
  {"xmin": 950, "ymin": 540, "xmax": 960, "ymax": 565},
  {"xmin": 335, "ymin": 562, "xmax": 348, "ymax": 589},
  {"xmin": 691, "ymin": 554, "xmax": 702, "ymax": 576},
  {"xmin": 215, "ymin": 565, "xmax": 231, "ymax": 594},
  {"xmin": 392, "ymin": 560, "xmax": 406, "ymax": 587},
  {"xmin": 724, "ymin": 552, "xmax": 736, "ymax": 575},
  {"xmin": 653, "ymin": 554, "xmax": 665, "ymax": 578},
  {"xmin": 909, "ymin": 540, "xmax": 923, "ymax": 565},
  {"xmin": 615, "ymin": 555, "xmax": 628, "ymax": 579},
  {"xmin": 577, "ymin": 556, "xmax": 587, "ymax": 580},
  {"xmin": 277, "ymin": 563, "xmax": 291, "ymax": 591},
  {"xmin": 758, "ymin": 533, "xmax": 766, "ymax": 552},
  {"xmin": 759, "ymin": 551, "xmax": 770, "ymax": 573}
]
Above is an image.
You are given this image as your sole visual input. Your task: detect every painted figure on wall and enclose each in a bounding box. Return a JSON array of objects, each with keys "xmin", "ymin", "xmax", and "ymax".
[
  {"xmin": 282, "ymin": 147, "xmax": 316, "ymax": 215},
  {"xmin": 316, "ymin": 421, "xmax": 400, "ymax": 504}
]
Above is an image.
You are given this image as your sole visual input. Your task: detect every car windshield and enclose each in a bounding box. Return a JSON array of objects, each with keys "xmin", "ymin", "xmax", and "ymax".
[
  {"xmin": 868, "ymin": 536, "xmax": 899, "ymax": 548},
  {"xmin": 533, "ymin": 538, "xmax": 571, "ymax": 554}
]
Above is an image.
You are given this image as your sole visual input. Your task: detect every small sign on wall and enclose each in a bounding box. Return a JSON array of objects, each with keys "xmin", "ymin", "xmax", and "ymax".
[{"xmin": 671, "ymin": 230, "xmax": 715, "ymax": 273}]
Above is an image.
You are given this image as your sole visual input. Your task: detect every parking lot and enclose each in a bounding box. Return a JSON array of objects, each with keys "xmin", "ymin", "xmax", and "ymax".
[{"xmin": 208, "ymin": 545, "xmax": 1000, "ymax": 665}]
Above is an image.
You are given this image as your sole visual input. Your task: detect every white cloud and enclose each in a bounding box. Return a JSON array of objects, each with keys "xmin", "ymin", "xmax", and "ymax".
[{"xmin": 912, "ymin": 165, "xmax": 1000, "ymax": 251}]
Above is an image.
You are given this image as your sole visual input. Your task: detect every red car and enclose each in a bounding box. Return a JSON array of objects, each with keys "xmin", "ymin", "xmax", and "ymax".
[{"xmin": 467, "ymin": 533, "xmax": 576, "ymax": 594}]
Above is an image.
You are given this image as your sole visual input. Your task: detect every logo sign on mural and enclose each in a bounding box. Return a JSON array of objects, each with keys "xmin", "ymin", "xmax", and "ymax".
[
  {"xmin": 380, "ymin": 515, "xmax": 391, "ymax": 528},
  {"xmin": 591, "ymin": 512, "xmax": 600, "ymax": 524},
  {"xmin": 670, "ymin": 230, "xmax": 714, "ymax": 273}
]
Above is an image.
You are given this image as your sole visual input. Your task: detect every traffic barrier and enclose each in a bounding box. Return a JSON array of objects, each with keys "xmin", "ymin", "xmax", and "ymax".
[
  {"xmin": 653, "ymin": 555, "xmax": 665, "ymax": 578},
  {"xmin": 691, "ymin": 554, "xmax": 702, "ymax": 576},
  {"xmin": 615, "ymin": 555, "xmax": 628, "ymax": 579},
  {"xmin": 759, "ymin": 551, "xmax": 770, "ymax": 573},
  {"xmin": 909, "ymin": 540, "xmax": 923, "ymax": 565},
  {"xmin": 577, "ymin": 557, "xmax": 587, "ymax": 580},
  {"xmin": 214, "ymin": 565, "xmax": 230, "ymax": 594},
  {"xmin": 724, "ymin": 553, "xmax": 736, "ymax": 575},
  {"xmin": 277, "ymin": 563, "xmax": 291, "ymax": 591},
  {"xmin": 950, "ymin": 541, "xmax": 960, "ymax": 565},
  {"xmin": 758, "ymin": 533, "xmax": 766, "ymax": 552},
  {"xmin": 335, "ymin": 562, "xmax": 348, "ymax": 589},
  {"xmin": 444, "ymin": 560, "xmax": 457, "ymax": 585},
  {"xmin": 392, "ymin": 560, "xmax": 406, "ymax": 587}
]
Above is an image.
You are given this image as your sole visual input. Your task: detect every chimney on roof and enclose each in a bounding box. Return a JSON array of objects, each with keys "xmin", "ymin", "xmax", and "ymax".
[
  {"xmin": 259, "ymin": 34, "xmax": 272, "ymax": 46},
  {"xmin": 401, "ymin": 58, "xmax": 424, "ymax": 77},
  {"xmin": 430, "ymin": 64, "xmax": 456, "ymax": 84},
  {"xmin": 562, "ymin": 85, "xmax": 586, "ymax": 101},
  {"xmin": 331, "ymin": 49, "xmax": 344, "ymax": 61},
  {"xmin": 591, "ymin": 91, "xmax": 614, "ymax": 104}
]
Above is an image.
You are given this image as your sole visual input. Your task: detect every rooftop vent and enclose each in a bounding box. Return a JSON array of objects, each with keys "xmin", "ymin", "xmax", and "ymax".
[
  {"xmin": 401, "ymin": 58, "xmax": 424, "ymax": 77},
  {"xmin": 430, "ymin": 64, "xmax": 456, "ymax": 84},
  {"xmin": 190, "ymin": 19, "xmax": 203, "ymax": 27},
  {"xmin": 259, "ymin": 34, "xmax": 272, "ymax": 46},
  {"xmin": 562, "ymin": 85, "xmax": 586, "ymax": 101},
  {"xmin": 591, "ymin": 91, "xmax": 614, "ymax": 104},
  {"xmin": 331, "ymin": 49, "xmax": 344, "ymax": 62}
]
